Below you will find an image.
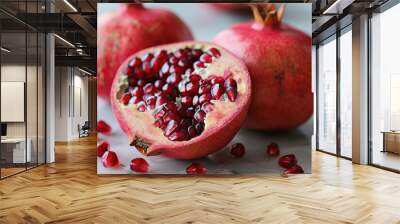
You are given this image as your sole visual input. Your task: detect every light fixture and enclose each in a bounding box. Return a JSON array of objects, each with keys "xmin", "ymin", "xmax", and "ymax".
[
  {"xmin": 78, "ymin": 67, "xmax": 93, "ymax": 76},
  {"xmin": 63, "ymin": 0, "xmax": 78, "ymax": 12},
  {"xmin": 54, "ymin": 34, "xmax": 75, "ymax": 48},
  {"xmin": 1, "ymin": 47, "xmax": 11, "ymax": 53}
]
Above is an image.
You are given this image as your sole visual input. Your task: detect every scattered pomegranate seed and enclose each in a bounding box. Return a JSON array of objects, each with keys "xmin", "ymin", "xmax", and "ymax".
[
  {"xmin": 278, "ymin": 154, "xmax": 298, "ymax": 169},
  {"xmin": 130, "ymin": 158, "xmax": 149, "ymax": 173},
  {"xmin": 282, "ymin": 165, "xmax": 304, "ymax": 177},
  {"xmin": 97, "ymin": 141, "xmax": 109, "ymax": 157},
  {"xmin": 230, "ymin": 143, "xmax": 245, "ymax": 158},
  {"xmin": 200, "ymin": 53, "xmax": 213, "ymax": 63},
  {"xmin": 266, "ymin": 142, "xmax": 280, "ymax": 157},
  {"xmin": 102, "ymin": 151, "xmax": 119, "ymax": 167},
  {"xmin": 97, "ymin": 120, "xmax": 111, "ymax": 134},
  {"xmin": 211, "ymin": 83, "xmax": 224, "ymax": 100},
  {"xmin": 208, "ymin": 47, "xmax": 221, "ymax": 58},
  {"xmin": 186, "ymin": 163, "xmax": 207, "ymax": 174}
]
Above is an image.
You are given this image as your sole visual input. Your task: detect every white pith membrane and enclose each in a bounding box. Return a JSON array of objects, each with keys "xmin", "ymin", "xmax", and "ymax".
[{"xmin": 113, "ymin": 42, "xmax": 248, "ymax": 154}]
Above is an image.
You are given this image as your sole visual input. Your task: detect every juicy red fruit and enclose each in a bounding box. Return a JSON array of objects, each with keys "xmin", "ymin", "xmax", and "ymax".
[
  {"xmin": 97, "ymin": 120, "xmax": 111, "ymax": 134},
  {"xmin": 266, "ymin": 142, "xmax": 280, "ymax": 157},
  {"xmin": 278, "ymin": 154, "xmax": 297, "ymax": 169},
  {"xmin": 230, "ymin": 143, "xmax": 245, "ymax": 158},
  {"xmin": 102, "ymin": 151, "xmax": 119, "ymax": 167},
  {"xmin": 97, "ymin": 141, "xmax": 109, "ymax": 157},
  {"xmin": 186, "ymin": 163, "xmax": 207, "ymax": 174},
  {"xmin": 119, "ymin": 46, "xmax": 238, "ymax": 142},
  {"xmin": 282, "ymin": 164, "xmax": 304, "ymax": 177},
  {"xmin": 130, "ymin": 158, "xmax": 149, "ymax": 173}
]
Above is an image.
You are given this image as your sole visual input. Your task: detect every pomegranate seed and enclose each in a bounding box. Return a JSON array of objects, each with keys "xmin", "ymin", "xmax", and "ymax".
[
  {"xmin": 164, "ymin": 120, "xmax": 178, "ymax": 136},
  {"xmin": 160, "ymin": 62, "xmax": 170, "ymax": 78},
  {"xmin": 186, "ymin": 163, "xmax": 207, "ymax": 174},
  {"xmin": 97, "ymin": 141, "xmax": 109, "ymax": 157},
  {"xmin": 154, "ymin": 118, "xmax": 164, "ymax": 128},
  {"xmin": 278, "ymin": 154, "xmax": 298, "ymax": 169},
  {"xmin": 185, "ymin": 81, "xmax": 199, "ymax": 96},
  {"xmin": 137, "ymin": 101, "xmax": 146, "ymax": 112},
  {"xmin": 163, "ymin": 111, "xmax": 180, "ymax": 124},
  {"xmin": 130, "ymin": 158, "xmax": 149, "ymax": 173},
  {"xmin": 224, "ymin": 78, "xmax": 237, "ymax": 90},
  {"xmin": 187, "ymin": 126, "xmax": 197, "ymax": 138},
  {"xmin": 137, "ymin": 79, "xmax": 146, "ymax": 87},
  {"xmin": 282, "ymin": 165, "xmax": 304, "ymax": 177},
  {"xmin": 180, "ymin": 118, "xmax": 192, "ymax": 128},
  {"xmin": 121, "ymin": 92, "xmax": 132, "ymax": 105},
  {"xmin": 189, "ymin": 74, "xmax": 201, "ymax": 82},
  {"xmin": 266, "ymin": 142, "xmax": 280, "ymax": 157},
  {"xmin": 201, "ymin": 102, "xmax": 213, "ymax": 112},
  {"xmin": 174, "ymin": 49, "xmax": 188, "ymax": 59},
  {"xmin": 131, "ymin": 96, "xmax": 142, "ymax": 104},
  {"xmin": 199, "ymin": 93, "xmax": 212, "ymax": 104},
  {"xmin": 97, "ymin": 120, "xmax": 111, "ymax": 134},
  {"xmin": 195, "ymin": 122, "xmax": 204, "ymax": 133},
  {"xmin": 131, "ymin": 86, "xmax": 144, "ymax": 98},
  {"xmin": 166, "ymin": 73, "xmax": 182, "ymax": 86},
  {"xmin": 133, "ymin": 66, "xmax": 145, "ymax": 79},
  {"xmin": 156, "ymin": 95, "xmax": 169, "ymax": 107},
  {"xmin": 162, "ymin": 83, "xmax": 175, "ymax": 95},
  {"xmin": 154, "ymin": 80, "xmax": 164, "ymax": 89},
  {"xmin": 169, "ymin": 56, "xmax": 179, "ymax": 65},
  {"xmin": 211, "ymin": 84, "xmax": 224, "ymax": 100},
  {"xmin": 154, "ymin": 107, "xmax": 166, "ymax": 119},
  {"xmin": 181, "ymin": 96, "xmax": 193, "ymax": 107},
  {"xmin": 144, "ymin": 83, "xmax": 157, "ymax": 94},
  {"xmin": 194, "ymin": 109, "xmax": 206, "ymax": 122},
  {"xmin": 200, "ymin": 53, "xmax": 212, "ymax": 63},
  {"xmin": 129, "ymin": 57, "xmax": 142, "ymax": 68},
  {"xmin": 142, "ymin": 61, "xmax": 153, "ymax": 79},
  {"xmin": 194, "ymin": 61, "xmax": 206, "ymax": 68},
  {"xmin": 128, "ymin": 76, "xmax": 137, "ymax": 86},
  {"xmin": 178, "ymin": 58, "xmax": 191, "ymax": 68},
  {"xmin": 164, "ymin": 102, "xmax": 178, "ymax": 113},
  {"xmin": 192, "ymin": 95, "xmax": 200, "ymax": 106},
  {"xmin": 226, "ymin": 88, "xmax": 237, "ymax": 102},
  {"xmin": 192, "ymin": 49, "xmax": 203, "ymax": 58},
  {"xmin": 186, "ymin": 108, "xmax": 195, "ymax": 118},
  {"xmin": 142, "ymin": 53, "xmax": 153, "ymax": 62},
  {"xmin": 145, "ymin": 96, "xmax": 157, "ymax": 109},
  {"xmin": 168, "ymin": 130, "xmax": 187, "ymax": 141},
  {"xmin": 210, "ymin": 76, "xmax": 224, "ymax": 85},
  {"xmin": 230, "ymin": 143, "xmax": 245, "ymax": 158},
  {"xmin": 209, "ymin": 48, "xmax": 221, "ymax": 58},
  {"xmin": 102, "ymin": 151, "xmax": 119, "ymax": 167},
  {"xmin": 198, "ymin": 84, "xmax": 211, "ymax": 95}
]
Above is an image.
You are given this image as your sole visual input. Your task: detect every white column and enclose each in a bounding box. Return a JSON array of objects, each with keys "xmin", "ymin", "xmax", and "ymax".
[{"xmin": 352, "ymin": 14, "xmax": 369, "ymax": 164}]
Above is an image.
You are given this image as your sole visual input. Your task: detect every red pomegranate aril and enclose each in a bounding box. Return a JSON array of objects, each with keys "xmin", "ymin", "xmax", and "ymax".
[
  {"xmin": 194, "ymin": 109, "xmax": 206, "ymax": 122},
  {"xmin": 199, "ymin": 93, "xmax": 212, "ymax": 104},
  {"xmin": 195, "ymin": 122, "xmax": 204, "ymax": 133},
  {"xmin": 128, "ymin": 76, "xmax": 137, "ymax": 86},
  {"xmin": 187, "ymin": 126, "xmax": 197, "ymax": 138},
  {"xmin": 181, "ymin": 96, "xmax": 193, "ymax": 107},
  {"xmin": 160, "ymin": 62, "xmax": 170, "ymax": 77},
  {"xmin": 208, "ymin": 47, "xmax": 221, "ymax": 58},
  {"xmin": 192, "ymin": 95, "xmax": 200, "ymax": 106},
  {"xmin": 185, "ymin": 81, "xmax": 199, "ymax": 96},
  {"xmin": 131, "ymin": 96, "xmax": 142, "ymax": 104},
  {"xmin": 189, "ymin": 74, "xmax": 201, "ymax": 82},
  {"xmin": 282, "ymin": 165, "xmax": 304, "ymax": 177},
  {"xmin": 169, "ymin": 56, "xmax": 179, "ymax": 65},
  {"xmin": 154, "ymin": 118, "xmax": 164, "ymax": 128},
  {"xmin": 121, "ymin": 92, "xmax": 132, "ymax": 105},
  {"xmin": 154, "ymin": 80, "xmax": 164, "ymax": 89},
  {"xmin": 164, "ymin": 102, "xmax": 178, "ymax": 113},
  {"xmin": 230, "ymin": 143, "xmax": 245, "ymax": 158},
  {"xmin": 144, "ymin": 83, "xmax": 157, "ymax": 94},
  {"xmin": 162, "ymin": 83, "xmax": 175, "ymax": 95},
  {"xmin": 97, "ymin": 120, "xmax": 111, "ymax": 134},
  {"xmin": 166, "ymin": 73, "xmax": 182, "ymax": 86},
  {"xmin": 168, "ymin": 129, "xmax": 187, "ymax": 141},
  {"xmin": 186, "ymin": 163, "xmax": 207, "ymax": 174},
  {"xmin": 200, "ymin": 53, "xmax": 213, "ymax": 63},
  {"xmin": 210, "ymin": 76, "xmax": 224, "ymax": 85},
  {"xmin": 137, "ymin": 101, "xmax": 147, "ymax": 112},
  {"xmin": 224, "ymin": 78, "xmax": 237, "ymax": 90},
  {"xmin": 266, "ymin": 142, "xmax": 280, "ymax": 157},
  {"xmin": 163, "ymin": 111, "xmax": 180, "ymax": 124},
  {"xmin": 137, "ymin": 79, "xmax": 146, "ymax": 87},
  {"xmin": 180, "ymin": 118, "xmax": 192, "ymax": 128},
  {"xmin": 154, "ymin": 107, "xmax": 167, "ymax": 119},
  {"xmin": 211, "ymin": 84, "xmax": 224, "ymax": 100},
  {"xmin": 192, "ymin": 49, "xmax": 203, "ymax": 58},
  {"xmin": 142, "ymin": 53, "xmax": 153, "ymax": 62},
  {"xmin": 130, "ymin": 158, "xmax": 149, "ymax": 173},
  {"xmin": 156, "ymin": 95, "xmax": 169, "ymax": 108},
  {"xmin": 186, "ymin": 107, "xmax": 195, "ymax": 118},
  {"xmin": 102, "ymin": 150, "xmax": 119, "ymax": 167},
  {"xmin": 201, "ymin": 102, "xmax": 214, "ymax": 112},
  {"xmin": 278, "ymin": 154, "xmax": 298, "ymax": 169},
  {"xmin": 97, "ymin": 141, "xmax": 109, "ymax": 157},
  {"xmin": 145, "ymin": 96, "xmax": 157, "ymax": 109},
  {"xmin": 164, "ymin": 120, "xmax": 179, "ymax": 136},
  {"xmin": 174, "ymin": 48, "xmax": 188, "ymax": 59},
  {"xmin": 142, "ymin": 61, "xmax": 153, "ymax": 79},
  {"xmin": 131, "ymin": 86, "xmax": 144, "ymax": 98},
  {"xmin": 198, "ymin": 84, "xmax": 211, "ymax": 95},
  {"xmin": 129, "ymin": 57, "xmax": 142, "ymax": 68},
  {"xmin": 194, "ymin": 61, "xmax": 206, "ymax": 68},
  {"xmin": 226, "ymin": 88, "xmax": 237, "ymax": 102}
]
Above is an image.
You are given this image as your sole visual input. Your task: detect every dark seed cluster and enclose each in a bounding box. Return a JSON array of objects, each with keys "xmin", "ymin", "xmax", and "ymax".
[{"xmin": 121, "ymin": 47, "xmax": 238, "ymax": 141}]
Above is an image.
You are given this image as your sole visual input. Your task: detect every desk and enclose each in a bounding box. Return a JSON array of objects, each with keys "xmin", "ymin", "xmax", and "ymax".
[
  {"xmin": 382, "ymin": 131, "xmax": 400, "ymax": 154},
  {"xmin": 1, "ymin": 138, "xmax": 31, "ymax": 163}
]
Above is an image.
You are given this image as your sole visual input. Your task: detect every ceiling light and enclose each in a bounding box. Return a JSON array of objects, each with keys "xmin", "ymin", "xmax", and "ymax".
[
  {"xmin": 63, "ymin": 0, "xmax": 78, "ymax": 12},
  {"xmin": 1, "ymin": 47, "xmax": 11, "ymax": 53},
  {"xmin": 54, "ymin": 34, "xmax": 75, "ymax": 48}
]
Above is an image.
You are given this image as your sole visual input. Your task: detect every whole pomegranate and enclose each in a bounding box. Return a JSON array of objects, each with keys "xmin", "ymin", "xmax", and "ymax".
[
  {"xmin": 110, "ymin": 42, "xmax": 251, "ymax": 159},
  {"xmin": 97, "ymin": 3, "xmax": 193, "ymax": 101},
  {"xmin": 214, "ymin": 4, "xmax": 313, "ymax": 130}
]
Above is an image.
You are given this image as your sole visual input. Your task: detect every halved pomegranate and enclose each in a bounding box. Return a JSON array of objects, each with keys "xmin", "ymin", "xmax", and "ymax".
[{"xmin": 110, "ymin": 42, "xmax": 251, "ymax": 159}]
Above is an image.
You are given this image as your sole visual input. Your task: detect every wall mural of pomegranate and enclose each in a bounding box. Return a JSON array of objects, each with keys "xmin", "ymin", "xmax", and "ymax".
[{"xmin": 97, "ymin": 3, "xmax": 312, "ymax": 175}]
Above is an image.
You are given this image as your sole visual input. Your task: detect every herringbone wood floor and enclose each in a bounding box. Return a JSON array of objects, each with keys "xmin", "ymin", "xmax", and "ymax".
[{"xmin": 1, "ymin": 135, "xmax": 400, "ymax": 224}]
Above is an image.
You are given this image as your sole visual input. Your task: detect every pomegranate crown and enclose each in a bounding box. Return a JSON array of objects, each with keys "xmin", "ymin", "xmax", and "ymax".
[{"xmin": 250, "ymin": 4, "xmax": 286, "ymax": 28}]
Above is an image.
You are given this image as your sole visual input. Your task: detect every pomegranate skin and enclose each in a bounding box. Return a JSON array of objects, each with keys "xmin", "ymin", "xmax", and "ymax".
[
  {"xmin": 214, "ymin": 21, "xmax": 313, "ymax": 130},
  {"xmin": 97, "ymin": 4, "xmax": 193, "ymax": 101},
  {"xmin": 110, "ymin": 42, "xmax": 251, "ymax": 160}
]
